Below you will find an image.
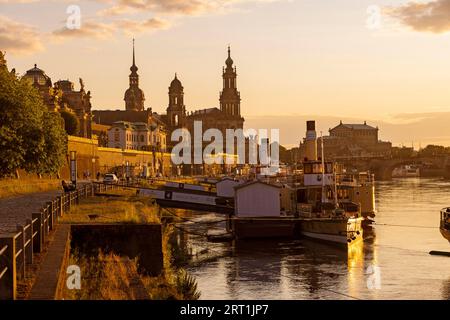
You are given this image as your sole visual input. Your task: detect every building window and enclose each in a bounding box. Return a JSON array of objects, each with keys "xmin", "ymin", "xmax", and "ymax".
[{"xmin": 140, "ymin": 135, "xmax": 144, "ymax": 142}]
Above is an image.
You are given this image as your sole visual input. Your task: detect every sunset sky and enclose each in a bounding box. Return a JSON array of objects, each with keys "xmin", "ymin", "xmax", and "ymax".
[{"xmin": 1, "ymin": 0, "xmax": 450, "ymax": 147}]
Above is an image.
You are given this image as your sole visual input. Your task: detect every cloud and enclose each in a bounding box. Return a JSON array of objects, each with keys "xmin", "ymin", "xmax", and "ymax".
[
  {"xmin": 0, "ymin": 0, "xmax": 39, "ymax": 3},
  {"xmin": 0, "ymin": 15, "xmax": 44, "ymax": 55},
  {"xmin": 98, "ymin": 0, "xmax": 217, "ymax": 16},
  {"xmin": 114, "ymin": 17, "xmax": 171, "ymax": 36},
  {"xmin": 52, "ymin": 20, "xmax": 116, "ymax": 40},
  {"xmin": 51, "ymin": 17, "xmax": 170, "ymax": 40},
  {"xmin": 97, "ymin": 0, "xmax": 276, "ymax": 17},
  {"xmin": 386, "ymin": 0, "xmax": 450, "ymax": 34}
]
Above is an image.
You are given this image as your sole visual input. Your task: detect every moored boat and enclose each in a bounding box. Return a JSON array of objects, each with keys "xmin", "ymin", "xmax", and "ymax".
[
  {"xmin": 440, "ymin": 208, "xmax": 450, "ymax": 243},
  {"xmin": 392, "ymin": 165, "xmax": 420, "ymax": 178},
  {"xmin": 299, "ymin": 215, "xmax": 363, "ymax": 245}
]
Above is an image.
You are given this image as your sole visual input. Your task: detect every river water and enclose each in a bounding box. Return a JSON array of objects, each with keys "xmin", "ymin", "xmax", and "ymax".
[{"xmin": 176, "ymin": 178, "xmax": 450, "ymax": 300}]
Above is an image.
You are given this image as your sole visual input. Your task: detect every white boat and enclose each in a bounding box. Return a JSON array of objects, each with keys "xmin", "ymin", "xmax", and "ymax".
[{"xmin": 392, "ymin": 165, "xmax": 420, "ymax": 178}]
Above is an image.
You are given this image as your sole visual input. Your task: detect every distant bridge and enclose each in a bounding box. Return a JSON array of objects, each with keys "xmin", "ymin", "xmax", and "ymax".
[{"xmin": 338, "ymin": 156, "xmax": 450, "ymax": 180}]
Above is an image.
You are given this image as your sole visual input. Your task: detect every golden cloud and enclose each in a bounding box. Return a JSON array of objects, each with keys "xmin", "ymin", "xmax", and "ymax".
[
  {"xmin": 0, "ymin": 15, "xmax": 44, "ymax": 55},
  {"xmin": 386, "ymin": 0, "xmax": 450, "ymax": 34}
]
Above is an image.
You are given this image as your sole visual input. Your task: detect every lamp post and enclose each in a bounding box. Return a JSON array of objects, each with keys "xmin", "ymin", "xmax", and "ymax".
[{"xmin": 70, "ymin": 151, "xmax": 77, "ymax": 185}]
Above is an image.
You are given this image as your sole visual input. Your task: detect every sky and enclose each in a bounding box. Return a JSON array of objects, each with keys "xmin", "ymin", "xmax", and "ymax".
[{"xmin": 1, "ymin": 0, "xmax": 450, "ymax": 147}]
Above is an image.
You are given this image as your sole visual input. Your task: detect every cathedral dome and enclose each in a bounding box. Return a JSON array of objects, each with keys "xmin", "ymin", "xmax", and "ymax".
[
  {"xmin": 169, "ymin": 74, "xmax": 183, "ymax": 91},
  {"xmin": 225, "ymin": 56, "xmax": 233, "ymax": 67},
  {"xmin": 23, "ymin": 64, "xmax": 52, "ymax": 87},
  {"xmin": 124, "ymin": 87, "xmax": 145, "ymax": 100},
  {"xmin": 225, "ymin": 46, "xmax": 233, "ymax": 67}
]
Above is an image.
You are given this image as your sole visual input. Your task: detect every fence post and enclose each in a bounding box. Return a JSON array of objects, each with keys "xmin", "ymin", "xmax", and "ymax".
[
  {"xmin": 32, "ymin": 212, "xmax": 43, "ymax": 253},
  {"xmin": 25, "ymin": 219, "xmax": 33, "ymax": 264},
  {"xmin": 58, "ymin": 196, "xmax": 63, "ymax": 217},
  {"xmin": 16, "ymin": 226, "xmax": 25, "ymax": 279},
  {"xmin": 0, "ymin": 236, "xmax": 16, "ymax": 300},
  {"xmin": 46, "ymin": 201, "xmax": 54, "ymax": 231},
  {"xmin": 68, "ymin": 192, "xmax": 72, "ymax": 211},
  {"xmin": 40, "ymin": 207, "xmax": 48, "ymax": 242}
]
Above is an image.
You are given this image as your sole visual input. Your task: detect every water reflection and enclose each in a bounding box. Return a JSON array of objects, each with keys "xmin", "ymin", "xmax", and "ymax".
[{"xmin": 170, "ymin": 178, "xmax": 450, "ymax": 299}]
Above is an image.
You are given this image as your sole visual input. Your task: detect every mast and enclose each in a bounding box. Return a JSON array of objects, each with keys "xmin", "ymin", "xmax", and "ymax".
[{"xmin": 320, "ymin": 132, "xmax": 327, "ymax": 203}]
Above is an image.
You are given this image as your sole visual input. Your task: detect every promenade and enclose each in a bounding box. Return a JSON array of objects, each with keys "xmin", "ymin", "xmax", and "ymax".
[{"xmin": 0, "ymin": 190, "xmax": 62, "ymax": 233}]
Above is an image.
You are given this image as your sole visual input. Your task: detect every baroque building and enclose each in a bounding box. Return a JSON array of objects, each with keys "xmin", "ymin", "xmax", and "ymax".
[
  {"xmin": 124, "ymin": 39, "xmax": 145, "ymax": 111},
  {"xmin": 299, "ymin": 121, "xmax": 392, "ymax": 160},
  {"xmin": 93, "ymin": 43, "xmax": 245, "ymax": 161},
  {"xmin": 22, "ymin": 64, "xmax": 93, "ymax": 138}
]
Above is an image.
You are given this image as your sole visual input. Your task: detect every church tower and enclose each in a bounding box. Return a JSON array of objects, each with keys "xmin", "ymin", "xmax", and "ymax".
[
  {"xmin": 220, "ymin": 46, "xmax": 241, "ymax": 117},
  {"xmin": 124, "ymin": 39, "xmax": 145, "ymax": 111},
  {"xmin": 166, "ymin": 73, "xmax": 186, "ymax": 127}
]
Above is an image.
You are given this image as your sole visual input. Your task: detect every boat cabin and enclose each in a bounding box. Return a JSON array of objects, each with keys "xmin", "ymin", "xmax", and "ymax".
[
  {"xmin": 216, "ymin": 177, "xmax": 242, "ymax": 198},
  {"xmin": 303, "ymin": 160, "xmax": 335, "ymax": 186},
  {"xmin": 234, "ymin": 181, "xmax": 281, "ymax": 217}
]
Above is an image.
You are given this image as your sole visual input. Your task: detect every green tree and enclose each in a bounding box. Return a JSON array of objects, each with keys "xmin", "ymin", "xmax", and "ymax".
[
  {"xmin": 0, "ymin": 55, "xmax": 67, "ymax": 178},
  {"xmin": 60, "ymin": 110, "xmax": 80, "ymax": 136},
  {"xmin": 39, "ymin": 112, "xmax": 67, "ymax": 175}
]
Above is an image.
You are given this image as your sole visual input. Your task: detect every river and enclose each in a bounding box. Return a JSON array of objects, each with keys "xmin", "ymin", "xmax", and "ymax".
[{"xmin": 175, "ymin": 178, "xmax": 450, "ymax": 300}]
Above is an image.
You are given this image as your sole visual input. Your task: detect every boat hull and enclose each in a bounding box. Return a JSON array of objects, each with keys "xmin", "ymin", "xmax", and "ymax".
[
  {"xmin": 440, "ymin": 227, "xmax": 450, "ymax": 244},
  {"xmin": 299, "ymin": 217, "xmax": 363, "ymax": 245},
  {"xmin": 231, "ymin": 217, "xmax": 297, "ymax": 239}
]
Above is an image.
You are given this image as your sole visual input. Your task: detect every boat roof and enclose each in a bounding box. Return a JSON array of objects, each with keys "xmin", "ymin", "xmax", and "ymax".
[{"xmin": 234, "ymin": 180, "xmax": 282, "ymax": 191}]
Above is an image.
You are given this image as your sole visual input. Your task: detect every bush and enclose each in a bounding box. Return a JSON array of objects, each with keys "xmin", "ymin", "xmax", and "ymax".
[{"xmin": 60, "ymin": 110, "xmax": 80, "ymax": 136}]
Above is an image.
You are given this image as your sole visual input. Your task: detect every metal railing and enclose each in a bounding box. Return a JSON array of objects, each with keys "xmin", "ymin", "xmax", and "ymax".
[{"xmin": 0, "ymin": 183, "xmax": 119, "ymax": 300}]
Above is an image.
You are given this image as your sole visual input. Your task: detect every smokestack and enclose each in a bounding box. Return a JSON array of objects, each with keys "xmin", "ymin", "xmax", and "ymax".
[{"xmin": 305, "ymin": 120, "xmax": 317, "ymax": 161}]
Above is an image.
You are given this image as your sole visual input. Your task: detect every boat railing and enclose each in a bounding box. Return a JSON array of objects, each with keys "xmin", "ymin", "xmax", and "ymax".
[
  {"xmin": 336, "ymin": 173, "xmax": 375, "ymax": 186},
  {"xmin": 441, "ymin": 208, "xmax": 450, "ymax": 229}
]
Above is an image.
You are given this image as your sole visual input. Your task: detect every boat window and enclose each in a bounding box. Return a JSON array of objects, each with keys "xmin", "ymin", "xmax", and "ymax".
[{"xmin": 304, "ymin": 164, "xmax": 312, "ymax": 174}]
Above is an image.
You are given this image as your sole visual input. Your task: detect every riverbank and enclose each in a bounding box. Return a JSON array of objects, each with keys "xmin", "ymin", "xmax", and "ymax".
[{"xmin": 59, "ymin": 193, "xmax": 200, "ymax": 300}]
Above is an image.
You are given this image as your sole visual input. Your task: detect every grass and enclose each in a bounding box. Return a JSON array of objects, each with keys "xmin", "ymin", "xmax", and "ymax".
[
  {"xmin": 60, "ymin": 191, "xmax": 200, "ymax": 300},
  {"xmin": 0, "ymin": 178, "xmax": 60, "ymax": 199},
  {"xmin": 62, "ymin": 240, "xmax": 201, "ymax": 300},
  {"xmin": 60, "ymin": 194, "xmax": 160, "ymax": 224}
]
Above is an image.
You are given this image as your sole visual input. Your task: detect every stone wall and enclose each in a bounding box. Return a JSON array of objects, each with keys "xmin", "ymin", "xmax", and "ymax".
[
  {"xmin": 70, "ymin": 224, "xmax": 163, "ymax": 276},
  {"xmin": 62, "ymin": 135, "xmax": 172, "ymax": 179}
]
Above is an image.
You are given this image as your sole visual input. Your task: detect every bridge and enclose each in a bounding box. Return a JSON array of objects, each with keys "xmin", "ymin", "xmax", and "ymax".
[{"xmin": 338, "ymin": 156, "xmax": 450, "ymax": 180}]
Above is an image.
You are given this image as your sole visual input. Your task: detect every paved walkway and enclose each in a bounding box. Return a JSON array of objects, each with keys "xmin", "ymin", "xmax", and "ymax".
[
  {"xmin": 29, "ymin": 224, "xmax": 70, "ymax": 300},
  {"xmin": 0, "ymin": 190, "xmax": 62, "ymax": 233}
]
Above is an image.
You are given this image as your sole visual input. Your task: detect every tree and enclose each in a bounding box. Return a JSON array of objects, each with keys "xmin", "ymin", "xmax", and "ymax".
[
  {"xmin": 38, "ymin": 112, "xmax": 67, "ymax": 175},
  {"xmin": 0, "ymin": 55, "xmax": 67, "ymax": 178},
  {"xmin": 60, "ymin": 110, "xmax": 80, "ymax": 136}
]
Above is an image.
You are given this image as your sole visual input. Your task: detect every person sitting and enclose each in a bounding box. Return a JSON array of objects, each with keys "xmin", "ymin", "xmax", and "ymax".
[{"xmin": 62, "ymin": 180, "xmax": 76, "ymax": 192}]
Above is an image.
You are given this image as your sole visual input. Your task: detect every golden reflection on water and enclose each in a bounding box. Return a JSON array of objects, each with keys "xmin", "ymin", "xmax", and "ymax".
[{"xmin": 347, "ymin": 240, "xmax": 365, "ymax": 299}]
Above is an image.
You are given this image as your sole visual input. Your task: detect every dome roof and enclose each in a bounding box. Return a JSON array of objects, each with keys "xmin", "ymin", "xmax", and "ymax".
[
  {"xmin": 23, "ymin": 64, "xmax": 52, "ymax": 86},
  {"xmin": 169, "ymin": 73, "xmax": 183, "ymax": 90},
  {"xmin": 225, "ymin": 46, "xmax": 233, "ymax": 67},
  {"xmin": 124, "ymin": 87, "xmax": 145, "ymax": 100}
]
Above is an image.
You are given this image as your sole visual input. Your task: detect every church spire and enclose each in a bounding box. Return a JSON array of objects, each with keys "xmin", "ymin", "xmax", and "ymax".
[
  {"xmin": 133, "ymin": 38, "xmax": 136, "ymax": 66},
  {"xmin": 124, "ymin": 38, "xmax": 145, "ymax": 111},
  {"xmin": 220, "ymin": 46, "xmax": 240, "ymax": 117},
  {"xmin": 130, "ymin": 38, "xmax": 138, "ymax": 73}
]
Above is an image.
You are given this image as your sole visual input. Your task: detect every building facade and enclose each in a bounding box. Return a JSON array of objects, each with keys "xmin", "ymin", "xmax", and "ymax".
[
  {"xmin": 93, "ymin": 43, "xmax": 245, "ymax": 164},
  {"xmin": 302, "ymin": 121, "xmax": 392, "ymax": 160},
  {"xmin": 22, "ymin": 65, "xmax": 93, "ymax": 138},
  {"xmin": 107, "ymin": 121, "xmax": 167, "ymax": 152}
]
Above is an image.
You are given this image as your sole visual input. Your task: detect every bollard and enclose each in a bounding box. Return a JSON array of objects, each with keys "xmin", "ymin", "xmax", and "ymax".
[
  {"xmin": 0, "ymin": 236, "xmax": 16, "ymax": 300},
  {"xmin": 15, "ymin": 226, "xmax": 25, "ymax": 280},
  {"xmin": 25, "ymin": 219, "xmax": 33, "ymax": 264},
  {"xmin": 32, "ymin": 212, "xmax": 43, "ymax": 253}
]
